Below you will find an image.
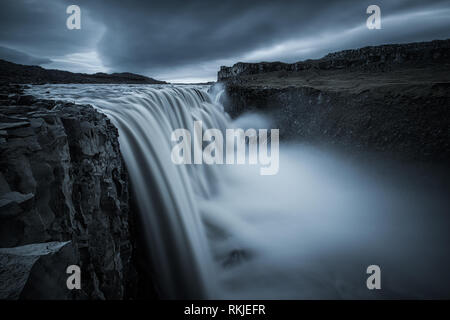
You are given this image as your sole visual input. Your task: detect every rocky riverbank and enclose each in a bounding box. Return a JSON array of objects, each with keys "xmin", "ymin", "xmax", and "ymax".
[
  {"xmin": 0, "ymin": 84, "xmax": 137, "ymax": 299},
  {"xmin": 219, "ymin": 39, "xmax": 450, "ymax": 163}
]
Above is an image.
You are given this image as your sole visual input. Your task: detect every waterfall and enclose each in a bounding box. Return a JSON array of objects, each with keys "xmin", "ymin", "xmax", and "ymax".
[
  {"xmin": 95, "ymin": 86, "xmax": 229, "ymax": 298},
  {"xmin": 28, "ymin": 84, "xmax": 229, "ymax": 298},
  {"xmin": 26, "ymin": 84, "xmax": 450, "ymax": 299}
]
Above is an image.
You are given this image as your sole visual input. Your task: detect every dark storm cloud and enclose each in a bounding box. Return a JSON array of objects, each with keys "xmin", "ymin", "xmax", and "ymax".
[
  {"xmin": 0, "ymin": 0, "xmax": 103, "ymax": 58},
  {"xmin": 89, "ymin": 0, "xmax": 341, "ymax": 70},
  {"xmin": 0, "ymin": 0, "xmax": 449, "ymax": 81},
  {"xmin": 81, "ymin": 0, "xmax": 450, "ymax": 78}
]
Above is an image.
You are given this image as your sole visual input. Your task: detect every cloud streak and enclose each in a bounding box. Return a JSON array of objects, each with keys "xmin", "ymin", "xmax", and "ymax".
[{"xmin": 0, "ymin": 46, "xmax": 51, "ymax": 65}]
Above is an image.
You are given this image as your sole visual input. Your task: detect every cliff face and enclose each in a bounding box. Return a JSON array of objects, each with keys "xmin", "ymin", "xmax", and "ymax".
[
  {"xmin": 0, "ymin": 85, "xmax": 135, "ymax": 299},
  {"xmin": 220, "ymin": 40, "xmax": 450, "ymax": 162},
  {"xmin": 218, "ymin": 39, "xmax": 450, "ymax": 81}
]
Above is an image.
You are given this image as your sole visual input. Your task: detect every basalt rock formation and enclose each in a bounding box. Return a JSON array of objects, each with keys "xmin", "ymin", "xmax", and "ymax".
[
  {"xmin": 218, "ymin": 40, "xmax": 450, "ymax": 81},
  {"xmin": 219, "ymin": 39, "xmax": 450, "ymax": 162},
  {"xmin": 0, "ymin": 84, "xmax": 136, "ymax": 299}
]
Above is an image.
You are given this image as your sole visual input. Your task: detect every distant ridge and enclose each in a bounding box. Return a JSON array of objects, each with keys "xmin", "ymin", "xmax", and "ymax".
[
  {"xmin": 218, "ymin": 39, "xmax": 450, "ymax": 81},
  {"xmin": 0, "ymin": 59, "xmax": 167, "ymax": 85}
]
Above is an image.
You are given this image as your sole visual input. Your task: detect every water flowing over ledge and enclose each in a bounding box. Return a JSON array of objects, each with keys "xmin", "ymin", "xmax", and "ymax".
[{"xmin": 26, "ymin": 84, "xmax": 450, "ymax": 299}]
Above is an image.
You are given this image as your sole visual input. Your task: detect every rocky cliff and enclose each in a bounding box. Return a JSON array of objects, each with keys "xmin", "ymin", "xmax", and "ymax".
[
  {"xmin": 0, "ymin": 84, "xmax": 136, "ymax": 299},
  {"xmin": 219, "ymin": 39, "xmax": 450, "ymax": 162},
  {"xmin": 218, "ymin": 39, "xmax": 450, "ymax": 81}
]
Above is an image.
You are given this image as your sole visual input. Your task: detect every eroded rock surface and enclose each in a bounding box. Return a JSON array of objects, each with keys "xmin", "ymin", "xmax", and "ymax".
[
  {"xmin": 0, "ymin": 241, "xmax": 70, "ymax": 299},
  {"xmin": 218, "ymin": 39, "xmax": 450, "ymax": 81},
  {"xmin": 0, "ymin": 85, "xmax": 135, "ymax": 299},
  {"xmin": 219, "ymin": 40, "xmax": 450, "ymax": 162}
]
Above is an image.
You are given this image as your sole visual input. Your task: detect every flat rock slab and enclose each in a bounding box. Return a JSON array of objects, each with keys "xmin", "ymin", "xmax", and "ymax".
[
  {"xmin": 0, "ymin": 121, "xmax": 30, "ymax": 130},
  {"xmin": 0, "ymin": 241, "xmax": 70, "ymax": 299}
]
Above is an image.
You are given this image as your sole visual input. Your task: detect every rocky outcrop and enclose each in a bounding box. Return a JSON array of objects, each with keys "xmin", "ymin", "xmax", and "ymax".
[
  {"xmin": 218, "ymin": 39, "xmax": 450, "ymax": 81},
  {"xmin": 219, "ymin": 40, "xmax": 450, "ymax": 163},
  {"xmin": 0, "ymin": 241, "xmax": 70, "ymax": 299},
  {"xmin": 225, "ymin": 83, "xmax": 450, "ymax": 162},
  {"xmin": 0, "ymin": 59, "xmax": 167, "ymax": 85},
  {"xmin": 0, "ymin": 85, "xmax": 135, "ymax": 299}
]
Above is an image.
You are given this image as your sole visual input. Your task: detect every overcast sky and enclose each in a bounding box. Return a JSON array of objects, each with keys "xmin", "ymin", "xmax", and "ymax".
[{"xmin": 0, "ymin": 0, "xmax": 449, "ymax": 82}]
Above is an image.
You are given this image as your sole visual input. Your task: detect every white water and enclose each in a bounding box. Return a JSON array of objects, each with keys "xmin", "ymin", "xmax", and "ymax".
[{"xmin": 27, "ymin": 84, "xmax": 450, "ymax": 299}]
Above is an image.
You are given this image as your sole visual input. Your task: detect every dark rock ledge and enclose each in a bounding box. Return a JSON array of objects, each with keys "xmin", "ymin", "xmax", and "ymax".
[
  {"xmin": 219, "ymin": 39, "xmax": 450, "ymax": 163},
  {"xmin": 0, "ymin": 84, "xmax": 136, "ymax": 299}
]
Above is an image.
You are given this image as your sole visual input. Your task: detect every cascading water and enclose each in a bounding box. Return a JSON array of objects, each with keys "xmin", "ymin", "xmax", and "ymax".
[
  {"xmin": 27, "ymin": 84, "xmax": 450, "ymax": 299},
  {"xmin": 95, "ymin": 87, "xmax": 227, "ymax": 298},
  {"xmin": 76, "ymin": 85, "xmax": 228, "ymax": 298}
]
